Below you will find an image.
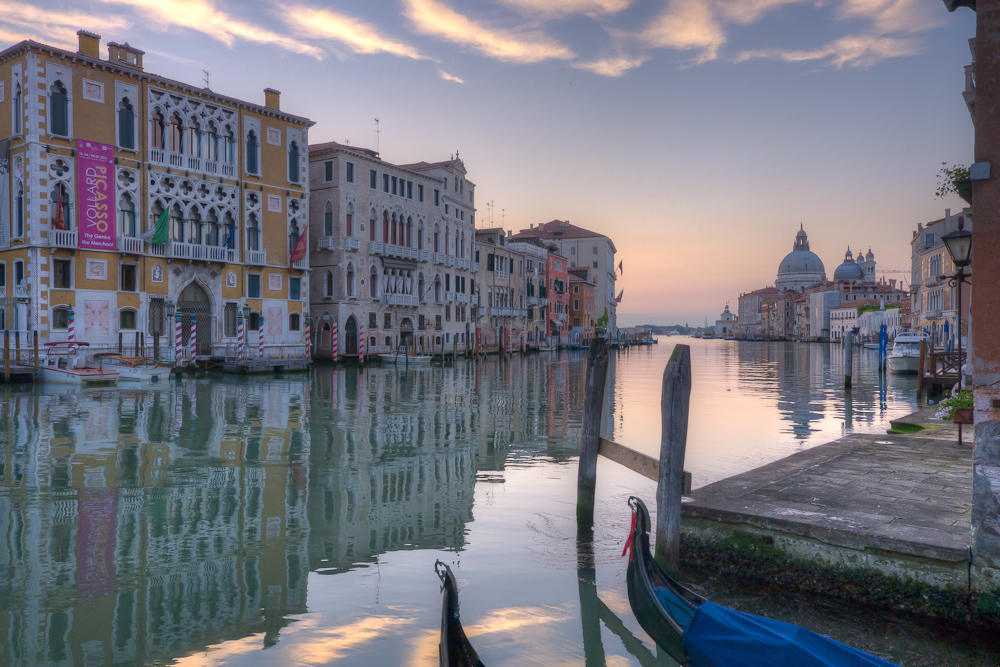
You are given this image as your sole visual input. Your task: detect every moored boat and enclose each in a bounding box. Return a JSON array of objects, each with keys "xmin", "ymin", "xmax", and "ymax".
[
  {"xmin": 435, "ymin": 561, "xmax": 484, "ymax": 667},
  {"xmin": 40, "ymin": 343, "xmax": 119, "ymax": 386},
  {"xmin": 379, "ymin": 352, "xmax": 433, "ymax": 365},
  {"xmin": 886, "ymin": 331, "xmax": 929, "ymax": 374},
  {"xmin": 624, "ymin": 496, "xmax": 898, "ymax": 667},
  {"xmin": 93, "ymin": 354, "xmax": 168, "ymax": 382}
]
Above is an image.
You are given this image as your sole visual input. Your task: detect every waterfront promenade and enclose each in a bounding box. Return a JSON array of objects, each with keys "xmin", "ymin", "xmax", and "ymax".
[{"xmin": 682, "ymin": 408, "xmax": 973, "ymax": 589}]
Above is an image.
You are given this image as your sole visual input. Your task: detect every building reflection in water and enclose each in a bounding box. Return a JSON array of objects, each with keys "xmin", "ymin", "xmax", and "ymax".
[{"xmin": 0, "ymin": 353, "xmax": 581, "ymax": 665}]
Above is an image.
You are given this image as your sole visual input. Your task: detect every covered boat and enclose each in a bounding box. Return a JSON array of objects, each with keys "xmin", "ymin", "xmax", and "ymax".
[
  {"xmin": 624, "ymin": 496, "xmax": 898, "ymax": 667},
  {"xmin": 435, "ymin": 561, "xmax": 484, "ymax": 667},
  {"xmin": 40, "ymin": 343, "xmax": 119, "ymax": 386}
]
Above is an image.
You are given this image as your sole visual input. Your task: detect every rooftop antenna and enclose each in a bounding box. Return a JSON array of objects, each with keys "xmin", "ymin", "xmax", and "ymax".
[
  {"xmin": 202, "ymin": 70, "xmax": 210, "ymax": 89},
  {"xmin": 501, "ymin": 208, "xmax": 505, "ymax": 229},
  {"xmin": 374, "ymin": 118, "xmax": 380, "ymax": 155}
]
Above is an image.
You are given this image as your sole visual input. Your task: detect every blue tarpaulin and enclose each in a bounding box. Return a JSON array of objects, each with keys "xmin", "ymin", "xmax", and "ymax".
[{"xmin": 682, "ymin": 601, "xmax": 900, "ymax": 667}]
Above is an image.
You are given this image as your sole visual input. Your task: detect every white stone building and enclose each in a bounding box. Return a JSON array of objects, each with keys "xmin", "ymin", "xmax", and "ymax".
[{"xmin": 714, "ymin": 303, "xmax": 735, "ymax": 338}]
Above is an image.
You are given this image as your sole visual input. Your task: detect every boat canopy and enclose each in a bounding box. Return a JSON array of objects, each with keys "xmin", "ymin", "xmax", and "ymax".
[{"xmin": 683, "ymin": 601, "xmax": 897, "ymax": 667}]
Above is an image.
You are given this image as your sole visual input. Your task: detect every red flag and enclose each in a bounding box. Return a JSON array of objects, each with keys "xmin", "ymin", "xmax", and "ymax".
[
  {"xmin": 289, "ymin": 228, "xmax": 307, "ymax": 269},
  {"xmin": 53, "ymin": 188, "xmax": 66, "ymax": 231}
]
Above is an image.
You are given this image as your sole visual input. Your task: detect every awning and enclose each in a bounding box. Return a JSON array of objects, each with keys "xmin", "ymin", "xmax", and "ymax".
[{"xmin": 382, "ymin": 258, "xmax": 417, "ymax": 271}]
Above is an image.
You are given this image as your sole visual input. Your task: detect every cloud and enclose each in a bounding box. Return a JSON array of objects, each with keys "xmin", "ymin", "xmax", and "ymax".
[
  {"xmin": 497, "ymin": 0, "xmax": 632, "ymax": 18},
  {"xmin": 0, "ymin": 1, "xmax": 132, "ymax": 50},
  {"xmin": 837, "ymin": 0, "xmax": 944, "ymax": 34},
  {"xmin": 572, "ymin": 53, "xmax": 649, "ymax": 76},
  {"xmin": 279, "ymin": 4, "xmax": 428, "ymax": 60},
  {"xmin": 735, "ymin": 33, "xmax": 922, "ymax": 67},
  {"xmin": 640, "ymin": 0, "xmax": 727, "ymax": 62},
  {"xmin": 437, "ymin": 69, "xmax": 465, "ymax": 83},
  {"xmin": 402, "ymin": 0, "xmax": 575, "ymax": 64},
  {"xmin": 97, "ymin": 0, "xmax": 324, "ymax": 59}
]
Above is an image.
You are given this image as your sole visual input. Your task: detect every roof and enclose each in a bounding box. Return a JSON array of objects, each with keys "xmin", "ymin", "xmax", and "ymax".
[
  {"xmin": 741, "ymin": 287, "xmax": 781, "ymax": 297},
  {"xmin": 0, "ymin": 39, "xmax": 314, "ymax": 127},
  {"xmin": 310, "ymin": 140, "xmax": 379, "ymax": 159},
  {"xmin": 512, "ymin": 220, "xmax": 613, "ymax": 244},
  {"xmin": 568, "ymin": 267, "xmax": 590, "ymax": 281}
]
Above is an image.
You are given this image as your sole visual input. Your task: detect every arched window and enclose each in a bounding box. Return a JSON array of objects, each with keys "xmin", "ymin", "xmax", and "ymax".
[
  {"xmin": 346, "ymin": 203, "xmax": 354, "ymax": 237},
  {"xmin": 50, "ymin": 81, "xmax": 68, "ymax": 136},
  {"xmin": 13, "ymin": 84, "xmax": 21, "ymax": 135},
  {"xmin": 406, "ymin": 216, "xmax": 412, "ymax": 247},
  {"xmin": 188, "ymin": 207, "xmax": 202, "ymax": 245},
  {"xmin": 383, "ymin": 211, "xmax": 389, "ymax": 243},
  {"xmin": 187, "ymin": 118, "xmax": 202, "ymax": 157},
  {"xmin": 369, "ymin": 267, "xmax": 378, "ymax": 299},
  {"xmin": 118, "ymin": 98, "xmax": 135, "ymax": 149},
  {"xmin": 206, "ymin": 121, "xmax": 218, "ymax": 161},
  {"xmin": 434, "ymin": 276, "xmax": 442, "ymax": 303},
  {"xmin": 246, "ymin": 130, "xmax": 259, "ymax": 174},
  {"xmin": 418, "ymin": 274, "xmax": 425, "ymax": 301},
  {"xmin": 391, "ymin": 213, "xmax": 398, "ymax": 245},
  {"xmin": 223, "ymin": 127, "xmax": 235, "ymax": 164},
  {"xmin": 119, "ymin": 195, "xmax": 137, "ymax": 237},
  {"xmin": 150, "ymin": 110, "xmax": 165, "ymax": 149},
  {"xmin": 120, "ymin": 309, "xmax": 137, "ymax": 330},
  {"xmin": 150, "ymin": 200, "xmax": 164, "ymax": 239},
  {"xmin": 434, "ymin": 225, "xmax": 440, "ymax": 253},
  {"xmin": 53, "ymin": 306, "xmax": 69, "ymax": 330},
  {"xmin": 325, "ymin": 270, "xmax": 334, "ymax": 297},
  {"xmin": 206, "ymin": 209, "xmax": 220, "ymax": 246},
  {"xmin": 169, "ymin": 113, "xmax": 184, "ymax": 153},
  {"xmin": 418, "ymin": 222, "xmax": 424, "ymax": 250},
  {"xmin": 170, "ymin": 203, "xmax": 185, "ymax": 242},
  {"xmin": 249, "ymin": 312, "xmax": 260, "ymax": 331},
  {"xmin": 288, "ymin": 141, "xmax": 300, "ymax": 183},
  {"xmin": 323, "ymin": 202, "xmax": 333, "ymax": 237},
  {"xmin": 346, "ymin": 263, "xmax": 355, "ymax": 297},
  {"xmin": 246, "ymin": 212, "xmax": 260, "ymax": 251},
  {"xmin": 289, "ymin": 313, "xmax": 301, "ymax": 331},
  {"xmin": 14, "ymin": 181, "xmax": 24, "ymax": 238},
  {"xmin": 50, "ymin": 184, "xmax": 71, "ymax": 229},
  {"xmin": 445, "ymin": 227, "xmax": 450, "ymax": 256},
  {"xmin": 369, "ymin": 210, "xmax": 376, "ymax": 242},
  {"xmin": 222, "ymin": 211, "xmax": 234, "ymax": 248},
  {"xmin": 288, "ymin": 222, "xmax": 301, "ymax": 260}
]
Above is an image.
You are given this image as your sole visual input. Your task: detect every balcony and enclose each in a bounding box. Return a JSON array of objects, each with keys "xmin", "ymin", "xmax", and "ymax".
[
  {"xmin": 419, "ymin": 249, "xmax": 430, "ymax": 262},
  {"xmin": 383, "ymin": 293, "xmax": 419, "ymax": 307},
  {"xmin": 148, "ymin": 241, "xmax": 236, "ymax": 262},
  {"xmin": 456, "ymin": 293, "xmax": 469, "ymax": 304},
  {"xmin": 455, "ymin": 256, "xmax": 471, "ymax": 271},
  {"xmin": 433, "ymin": 252, "xmax": 447, "ymax": 265},
  {"xmin": 472, "ymin": 261, "xmax": 479, "ymax": 273},
  {"xmin": 118, "ymin": 236, "xmax": 144, "ymax": 254},
  {"xmin": 345, "ymin": 236, "xmax": 360, "ymax": 250},
  {"xmin": 471, "ymin": 294, "xmax": 479, "ymax": 306},
  {"xmin": 379, "ymin": 243, "xmax": 421, "ymax": 261},
  {"xmin": 151, "ymin": 149, "xmax": 236, "ymax": 179},
  {"xmin": 446, "ymin": 255, "xmax": 456, "ymax": 268},
  {"xmin": 317, "ymin": 237, "xmax": 336, "ymax": 251},
  {"xmin": 445, "ymin": 291, "xmax": 455, "ymax": 302},
  {"xmin": 49, "ymin": 229, "xmax": 77, "ymax": 249},
  {"xmin": 527, "ymin": 296, "xmax": 538, "ymax": 307},
  {"xmin": 246, "ymin": 249, "xmax": 267, "ymax": 265},
  {"xmin": 293, "ymin": 259, "xmax": 308, "ymax": 270}
]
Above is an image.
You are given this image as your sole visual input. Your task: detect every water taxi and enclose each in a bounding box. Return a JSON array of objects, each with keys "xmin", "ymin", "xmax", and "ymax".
[
  {"xmin": 887, "ymin": 332, "xmax": 930, "ymax": 374},
  {"xmin": 40, "ymin": 343, "xmax": 119, "ymax": 386}
]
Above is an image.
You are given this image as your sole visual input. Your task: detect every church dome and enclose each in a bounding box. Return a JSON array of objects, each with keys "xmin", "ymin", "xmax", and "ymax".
[
  {"xmin": 833, "ymin": 247, "xmax": 864, "ymax": 281},
  {"xmin": 775, "ymin": 225, "xmax": 826, "ymax": 291}
]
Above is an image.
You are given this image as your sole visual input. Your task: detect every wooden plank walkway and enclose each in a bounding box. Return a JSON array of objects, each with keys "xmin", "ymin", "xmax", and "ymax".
[{"xmin": 682, "ymin": 408, "xmax": 972, "ymax": 569}]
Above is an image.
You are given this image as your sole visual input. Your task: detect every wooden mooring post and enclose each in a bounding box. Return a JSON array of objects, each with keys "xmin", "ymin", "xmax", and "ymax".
[
  {"xmin": 577, "ymin": 337, "xmax": 609, "ymax": 534},
  {"xmin": 917, "ymin": 340, "xmax": 927, "ymax": 393},
  {"xmin": 655, "ymin": 344, "xmax": 691, "ymax": 576},
  {"xmin": 33, "ymin": 330, "xmax": 39, "ymax": 378},
  {"xmin": 844, "ymin": 331, "xmax": 853, "ymax": 388}
]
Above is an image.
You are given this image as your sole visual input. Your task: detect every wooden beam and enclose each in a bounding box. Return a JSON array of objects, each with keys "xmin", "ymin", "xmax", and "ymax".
[{"xmin": 599, "ymin": 438, "xmax": 691, "ymax": 495}]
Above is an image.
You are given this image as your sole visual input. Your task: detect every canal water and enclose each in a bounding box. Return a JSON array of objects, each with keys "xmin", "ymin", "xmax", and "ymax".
[{"xmin": 0, "ymin": 338, "xmax": 995, "ymax": 666}]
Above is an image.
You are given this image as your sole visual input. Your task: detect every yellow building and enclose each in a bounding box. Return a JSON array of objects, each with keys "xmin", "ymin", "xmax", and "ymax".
[{"xmin": 0, "ymin": 31, "xmax": 313, "ymax": 359}]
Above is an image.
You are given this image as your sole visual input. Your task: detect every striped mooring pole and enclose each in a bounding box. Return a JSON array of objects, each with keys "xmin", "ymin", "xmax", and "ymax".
[
  {"xmin": 332, "ymin": 321, "xmax": 339, "ymax": 360},
  {"xmin": 189, "ymin": 313, "xmax": 197, "ymax": 363},
  {"xmin": 236, "ymin": 311, "xmax": 245, "ymax": 364},
  {"xmin": 174, "ymin": 309, "xmax": 183, "ymax": 364},
  {"xmin": 304, "ymin": 313, "xmax": 311, "ymax": 362},
  {"xmin": 359, "ymin": 323, "xmax": 366, "ymax": 364},
  {"xmin": 259, "ymin": 315, "xmax": 266, "ymax": 360}
]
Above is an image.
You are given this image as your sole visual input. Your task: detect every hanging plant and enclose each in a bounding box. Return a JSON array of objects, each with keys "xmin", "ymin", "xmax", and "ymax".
[{"xmin": 935, "ymin": 163, "xmax": 970, "ymax": 200}]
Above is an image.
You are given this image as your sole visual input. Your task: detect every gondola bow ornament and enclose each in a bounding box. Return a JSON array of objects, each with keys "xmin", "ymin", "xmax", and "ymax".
[{"xmin": 436, "ymin": 561, "xmax": 485, "ymax": 667}]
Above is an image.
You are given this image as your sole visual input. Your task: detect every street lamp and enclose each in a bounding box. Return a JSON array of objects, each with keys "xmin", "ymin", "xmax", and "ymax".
[{"xmin": 940, "ymin": 227, "xmax": 972, "ymax": 444}]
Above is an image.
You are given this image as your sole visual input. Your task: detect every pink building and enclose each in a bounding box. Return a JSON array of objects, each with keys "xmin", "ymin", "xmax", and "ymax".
[{"xmin": 547, "ymin": 253, "xmax": 569, "ymax": 344}]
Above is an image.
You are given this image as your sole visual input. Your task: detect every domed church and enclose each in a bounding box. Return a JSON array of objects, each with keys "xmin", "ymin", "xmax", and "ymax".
[{"xmin": 775, "ymin": 225, "xmax": 827, "ymax": 292}]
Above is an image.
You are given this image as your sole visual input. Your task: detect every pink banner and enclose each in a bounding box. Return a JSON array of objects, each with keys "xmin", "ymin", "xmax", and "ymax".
[{"xmin": 76, "ymin": 139, "xmax": 115, "ymax": 250}]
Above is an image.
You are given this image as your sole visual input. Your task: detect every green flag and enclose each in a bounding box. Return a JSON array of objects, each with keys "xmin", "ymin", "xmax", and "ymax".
[{"xmin": 141, "ymin": 209, "xmax": 169, "ymax": 245}]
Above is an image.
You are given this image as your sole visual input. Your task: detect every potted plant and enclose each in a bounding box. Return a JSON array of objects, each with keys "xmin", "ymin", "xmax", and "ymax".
[
  {"xmin": 935, "ymin": 390, "xmax": 973, "ymax": 424},
  {"xmin": 935, "ymin": 163, "xmax": 972, "ymax": 204}
]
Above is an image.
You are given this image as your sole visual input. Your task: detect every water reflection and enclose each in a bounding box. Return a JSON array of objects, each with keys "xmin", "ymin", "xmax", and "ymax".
[{"xmin": 0, "ymin": 340, "xmax": 922, "ymax": 664}]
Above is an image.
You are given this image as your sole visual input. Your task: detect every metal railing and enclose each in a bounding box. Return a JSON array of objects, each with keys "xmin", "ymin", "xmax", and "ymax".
[{"xmin": 49, "ymin": 229, "xmax": 77, "ymax": 248}]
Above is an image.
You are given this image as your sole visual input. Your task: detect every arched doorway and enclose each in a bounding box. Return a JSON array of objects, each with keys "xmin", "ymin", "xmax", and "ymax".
[
  {"xmin": 177, "ymin": 282, "xmax": 212, "ymax": 357},
  {"xmin": 345, "ymin": 315, "xmax": 358, "ymax": 356},
  {"xmin": 320, "ymin": 321, "xmax": 332, "ymax": 353},
  {"xmin": 400, "ymin": 317, "xmax": 414, "ymax": 351}
]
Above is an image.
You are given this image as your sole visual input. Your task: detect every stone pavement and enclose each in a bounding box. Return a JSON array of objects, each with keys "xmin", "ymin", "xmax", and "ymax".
[{"xmin": 682, "ymin": 408, "xmax": 972, "ymax": 565}]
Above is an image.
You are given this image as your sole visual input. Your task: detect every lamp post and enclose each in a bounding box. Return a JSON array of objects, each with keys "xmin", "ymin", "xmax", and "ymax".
[{"xmin": 941, "ymin": 227, "xmax": 972, "ymax": 446}]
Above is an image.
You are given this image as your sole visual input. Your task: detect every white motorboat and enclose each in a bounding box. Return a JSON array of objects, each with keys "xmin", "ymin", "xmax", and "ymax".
[
  {"xmin": 886, "ymin": 332, "xmax": 929, "ymax": 374},
  {"xmin": 378, "ymin": 353, "xmax": 433, "ymax": 365},
  {"xmin": 93, "ymin": 354, "xmax": 169, "ymax": 382},
  {"xmin": 863, "ymin": 343, "xmax": 881, "ymax": 350},
  {"xmin": 40, "ymin": 343, "xmax": 119, "ymax": 386}
]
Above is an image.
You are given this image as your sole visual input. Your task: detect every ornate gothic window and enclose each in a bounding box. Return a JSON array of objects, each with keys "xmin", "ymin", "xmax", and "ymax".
[
  {"xmin": 246, "ymin": 130, "xmax": 259, "ymax": 174},
  {"xmin": 118, "ymin": 98, "xmax": 135, "ymax": 149},
  {"xmin": 49, "ymin": 81, "xmax": 68, "ymax": 137}
]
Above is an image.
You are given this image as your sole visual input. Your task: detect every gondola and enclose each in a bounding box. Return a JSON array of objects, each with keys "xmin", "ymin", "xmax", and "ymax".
[
  {"xmin": 435, "ymin": 561, "xmax": 485, "ymax": 667},
  {"xmin": 624, "ymin": 496, "xmax": 899, "ymax": 667}
]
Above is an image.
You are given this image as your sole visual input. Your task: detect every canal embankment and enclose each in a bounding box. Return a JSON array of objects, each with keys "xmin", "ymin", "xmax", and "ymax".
[{"xmin": 677, "ymin": 407, "xmax": 999, "ymax": 621}]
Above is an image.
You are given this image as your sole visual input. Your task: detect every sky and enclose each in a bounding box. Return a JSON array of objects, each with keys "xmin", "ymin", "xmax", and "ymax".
[{"xmin": 0, "ymin": 0, "xmax": 978, "ymax": 326}]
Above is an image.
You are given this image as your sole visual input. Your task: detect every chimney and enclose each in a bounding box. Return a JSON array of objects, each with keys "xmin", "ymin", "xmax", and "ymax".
[
  {"xmin": 265, "ymin": 88, "xmax": 281, "ymax": 111},
  {"xmin": 107, "ymin": 41, "xmax": 144, "ymax": 70},
  {"xmin": 77, "ymin": 31, "xmax": 101, "ymax": 59}
]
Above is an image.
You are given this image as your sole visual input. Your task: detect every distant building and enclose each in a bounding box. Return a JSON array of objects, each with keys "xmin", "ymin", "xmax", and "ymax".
[
  {"xmin": 511, "ymin": 220, "xmax": 618, "ymax": 336},
  {"xmin": 830, "ymin": 298, "xmax": 889, "ymax": 341},
  {"xmin": 569, "ymin": 267, "xmax": 595, "ymax": 344},
  {"xmin": 858, "ymin": 304, "xmax": 902, "ymax": 341},
  {"xmin": 734, "ymin": 287, "xmax": 779, "ymax": 339},
  {"xmin": 775, "ymin": 226, "xmax": 827, "ymax": 291},
  {"xmin": 475, "ymin": 228, "xmax": 527, "ymax": 351},
  {"xmin": 910, "ymin": 210, "xmax": 972, "ymax": 348},
  {"xmin": 547, "ymin": 253, "xmax": 569, "ymax": 344},
  {"xmin": 714, "ymin": 303, "xmax": 735, "ymax": 338}
]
